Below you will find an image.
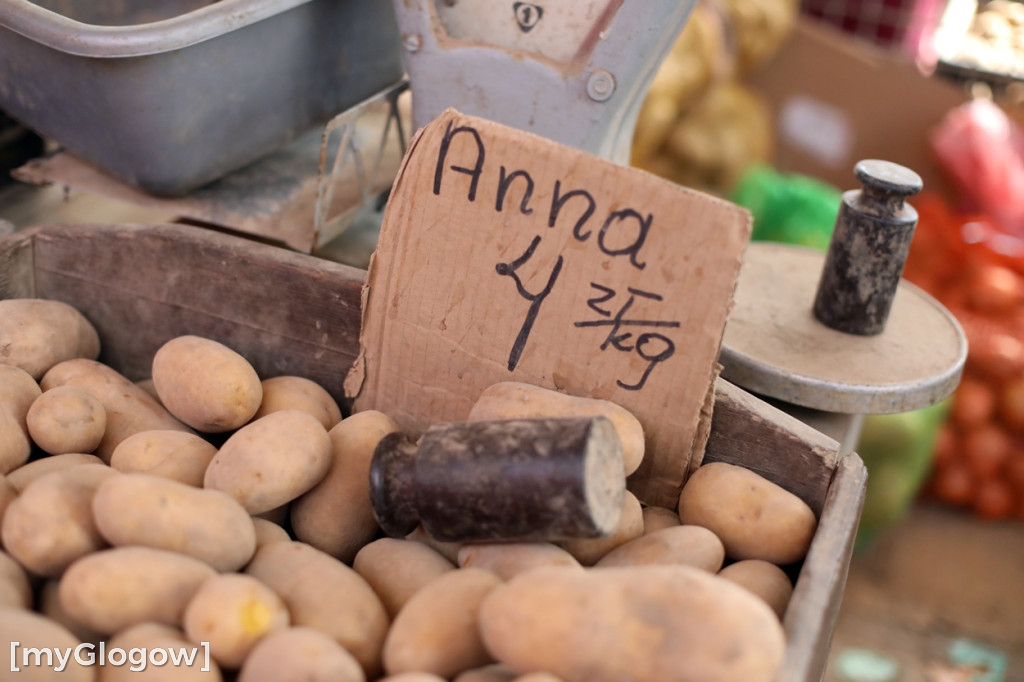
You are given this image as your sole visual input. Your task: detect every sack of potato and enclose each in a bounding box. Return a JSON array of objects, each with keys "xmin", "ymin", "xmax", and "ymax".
[
  {"xmin": 0, "ymin": 297, "xmax": 821, "ymax": 682},
  {"xmin": 631, "ymin": 0, "xmax": 798, "ymax": 196}
]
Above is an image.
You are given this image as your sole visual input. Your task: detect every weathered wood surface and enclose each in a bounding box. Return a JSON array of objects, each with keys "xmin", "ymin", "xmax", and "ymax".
[
  {"xmin": 779, "ymin": 454, "xmax": 868, "ymax": 682},
  {"xmin": 0, "ymin": 223, "xmax": 865, "ymax": 682},
  {"xmin": 703, "ymin": 378, "xmax": 841, "ymax": 517},
  {"xmin": 0, "ymin": 224, "xmax": 365, "ymax": 406}
]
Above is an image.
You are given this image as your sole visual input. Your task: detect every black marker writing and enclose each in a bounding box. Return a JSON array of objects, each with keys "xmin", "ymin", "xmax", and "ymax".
[
  {"xmin": 575, "ymin": 285, "xmax": 678, "ymax": 390},
  {"xmin": 496, "ymin": 236, "xmax": 564, "ymax": 371}
]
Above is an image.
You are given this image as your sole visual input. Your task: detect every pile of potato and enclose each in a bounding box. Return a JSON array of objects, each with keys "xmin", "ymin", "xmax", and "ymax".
[{"xmin": 0, "ymin": 297, "xmax": 819, "ymax": 682}]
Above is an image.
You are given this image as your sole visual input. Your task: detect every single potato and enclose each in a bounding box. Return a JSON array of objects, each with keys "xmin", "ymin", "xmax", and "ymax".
[
  {"xmin": 383, "ymin": 568, "xmax": 502, "ymax": 679},
  {"xmin": 7, "ymin": 453, "xmax": 105, "ymax": 492},
  {"xmin": 237, "ymin": 627, "xmax": 365, "ymax": 682},
  {"xmin": 642, "ymin": 505, "xmax": 681, "ymax": 534},
  {"xmin": 468, "ymin": 382, "xmax": 645, "ymax": 476},
  {"xmin": 0, "ymin": 608, "xmax": 94, "ymax": 681},
  {"xmin": 41, "ymin": 359, "xmax": 191, "ymax": 462},
  {"xmin": 39, "ymin": 579, "xmax": 101, "ymax": 645},
  {"xmin": 204, "ymin": 410, "xmax": 331, "ymax": 514},
  {"xmin": 479, "ymin": 565, "xmax": 785, "ymax": 682},
  {"xmin": 718, "ymin": 560, "xmax": 794, "ymax": 619},
  {"xmin": 0, "ymin": 364, "xmax": 41, "ymax": 473},
  {"xmin": 253, "ymin": 375, "xmax": 342, "ymax": 430},
  {"xmin": 59, "ymin": 547, "xmax": 216, "ymax": 635},
  {"xmin": 353, "ymin": 538, "xmax": 456, "ymax": 618},
  {"xmin": 93, "ymin": 473, "xmax": 257, "ymax": 572},
  {"xmin": 245, "ymin": 541, "xmax": 390, "ymax": 677},
  {"xmin": 252, "ymin": 518, "xmax": 291, "ymax": 548},
  {"xmin": 109, "ymin": 430, "xmax": 216, "ymax": 487},
  {"xmin": 99, "ymin": 623, "xmax": 223, "ymax": 681},
  {"xmin": 2, "ymin": 464, "xmax": 118, "ymax": 576},
  {"xmin": 151, "ymin": 335, "xmax": 262, "ymax": 433},
  {"xmin": 677, "ymin": 462, "xmax": 817, "ymax": 565},
  {"xmin": 0, "ymin": 298, "xmax": 100, "ymax": 379},
  {"xmin": 458, "ymin": 542, "xmax": 581, "ymax": 580},
  {"xmin": 595, "ymin": 525, "xmax": 725, "ymax": 572},
  {"xmin": 0, "ymin": 549, "xmax": 31, "ymax": 610},
  {"xmin": 560, "ymin": 491, "xmax": 644, "ymax": 566},
  {"xmin": 291, "ymin": 410, "xmax": 400, "ymax": 562},
  {"xmin": 0, "ymin": 473, "xmax": 18, "ymax": 524},
  {"xmin": 183, "ymin": 573, "xmax": 290, "ymax": 669},
  {"xmin": 26, "ymin": 386, "xmax": 106, "ymax": 455}
]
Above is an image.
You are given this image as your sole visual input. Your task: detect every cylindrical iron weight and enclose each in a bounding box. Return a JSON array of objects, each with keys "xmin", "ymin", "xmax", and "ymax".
[
  {"xmin": 812, "ymin": 159, "xmax": 923, "ymax": 336},
  {"xmin": 368, "ymin": 416, "xmax": 626, "ymax": 543}
]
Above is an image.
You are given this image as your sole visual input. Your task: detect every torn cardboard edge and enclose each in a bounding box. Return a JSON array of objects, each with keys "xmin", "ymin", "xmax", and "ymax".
[{"xmin": 346, "ymin": 108, "xmax": 750, "ymax": 509}]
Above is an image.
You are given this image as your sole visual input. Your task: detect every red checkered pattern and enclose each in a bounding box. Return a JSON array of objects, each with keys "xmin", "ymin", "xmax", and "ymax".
[{"xmin": 800, "ymin": 0, "xmax": 922, "ymax": 47}]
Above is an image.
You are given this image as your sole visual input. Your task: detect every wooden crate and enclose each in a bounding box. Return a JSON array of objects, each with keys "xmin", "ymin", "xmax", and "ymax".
[{"xmin": 0, "ymin": 223, "xmax": 867, "ymax": 682}]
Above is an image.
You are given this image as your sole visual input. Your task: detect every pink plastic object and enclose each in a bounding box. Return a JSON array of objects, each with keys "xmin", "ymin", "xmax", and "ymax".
[{"xmin": 930, "ymin": 98, "xmax": 1024, "ymax": 239}]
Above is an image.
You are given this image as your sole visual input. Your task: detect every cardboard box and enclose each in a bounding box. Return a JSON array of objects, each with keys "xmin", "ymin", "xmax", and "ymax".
[{"xmin": 746, "ymin": 19, "xmax": 969, "ymax": 196}]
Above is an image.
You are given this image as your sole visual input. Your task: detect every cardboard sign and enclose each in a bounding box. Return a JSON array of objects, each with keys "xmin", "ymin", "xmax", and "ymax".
[{"xmin": 345, "ymin": 109, "xmax": 750, "ymax": 508}]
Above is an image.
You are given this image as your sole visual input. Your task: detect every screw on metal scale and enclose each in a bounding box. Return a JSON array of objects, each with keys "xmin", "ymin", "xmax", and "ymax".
[
  {"xmin": 719, "ymin": 160, "xmax": 967, "ymax": 454},
  {"xmin": 813, "ymin": 160, "xmax": 924, "ymax": 336},
  {"xmin": 389, "ymin": 0, "xmax": 698, "ymax": 163}
]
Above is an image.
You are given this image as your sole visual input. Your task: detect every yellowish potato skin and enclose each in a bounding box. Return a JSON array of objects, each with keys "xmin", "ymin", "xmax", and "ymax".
[
  {"xmin": 718, "ymin": 560, "xmax": 794, "ymax": 620},
  {"xmin": 183, "ymin": 573, "xmax": 290, "ymax": 669},
  {"xmin": 253, "ymin": 376, "xmax": 342, "ymax": 430},
  {"xmin": 0, "ymin": 473, "xmax": 18, "ymax": 524},
  {"xmin": 2, "ymin": 464, "xmax": 118, "ymax": 576},
  {"xmin": 27, "ymin": 386, "xmax": 106, "ymax": 455},
  {"xmin": 0, "ymin": 549, "xmax": 31, "ymax": 610},
  {"xmin": 152, "ymin": 335, "xmax": 263, "ymax": 433},
  {"xmin": 93, "ymin": 473, "xmax": 257, "ymax": 572},
  {"xmin": 480, "ymin": 565, "xmax": 785, "ymax": 682},
  {"xmin": 0, "ymin": 365, "xmax": 41, "ymax": 474},
  {"xmin": 458, "ymin": 543, "xmax": 581, "ymax": 581},
  {"xmin": 237, "ymin": 627, "xmax": 365, "ymax": 682},
  {"xmin": 0, "ymin": 298, "xmax": 100, "ymax": 380},
  {"xmin": 7, "ymin": 453, "xmax": 105, "ymax": 492},
  {"xmin": 468, "ymin": 382, "xmax": 645, "ymax": 476},
  {"xmin": 39, "ymin": 580, "xmax": 102, "ymax": 645},
  {"xmin": 291, "ymin": 410, "xmax": 400, "ymax": 562},
  {"xmin": 244, "ymin": 541, "xmax": 389, "ymax": 677},
  {"xmin": 353, "ymin": 538, "xmax": 456, "ymax": 618},
  {"xmin": 109, "ymin": 430, "xmax": 216, "ymax": 488},
  {"xmin": 595, "ymin": 525, "xmax": 725, "ymax": 572},
  {"xmin": 99, "ymin": 623, "xmax": 223, "ymax": 682},
  {"xmin": 252, "ymin": 518, "xmax": 291, "ymax": 549},
  {"xmin": 642, "ymin": 505, "xmax": 681, "ymax": 534},
  {"xmin": 204, "ymin": 410, "xmax": 332, "ymax": 514},
  {"xmin": 383, "ymin": 568, "xmax": 502, "ymax": 678},
  {"xmin": 59, "ymin": 547, "xmax": 216, "ymax": 635},
  {"xmin": 678, "ymin": 462, "xmax": 817, "ymax": 565},
  {"xmin": 380, "ymin": 569, "xmax": 499, "ymax": 675},
  {"xmin": 514, "ymin": 674, "xmax": 566, "ymax": 682},
  {"xmin": 560, "ymin": 491, "xmax": 644, "ymax": 566},
  {"xmin": 379, "ymin": 675, "xmax": 447, "ymax": 682},
  {"xmin": 0, "ymin": 608, "xmax": 95, "ymax": 681},
  {"xmin": 41, "ymin": 359, "xmax": 192, "ymax": 462}
]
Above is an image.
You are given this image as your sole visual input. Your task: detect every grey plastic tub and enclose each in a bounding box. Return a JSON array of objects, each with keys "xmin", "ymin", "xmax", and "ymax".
[{"xmin": 0, "ymin": 0, "xmax": 404, "ymax": 196}]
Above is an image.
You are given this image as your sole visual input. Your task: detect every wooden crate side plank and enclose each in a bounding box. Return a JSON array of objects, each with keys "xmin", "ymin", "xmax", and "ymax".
[
  {"xmin": 27, "ymin": 225, "xmax": 365, "ymax": 404},
  {"xmin": 0, "ymin": 230, "xmax": 34, "ymax": 299},
  {"xmin": 777, "ymin": 453, "xmax": 868, "ymax": 682},
  {"xmin": 703, "ymin": 378, "xmax": 840, "ymax": 516}
]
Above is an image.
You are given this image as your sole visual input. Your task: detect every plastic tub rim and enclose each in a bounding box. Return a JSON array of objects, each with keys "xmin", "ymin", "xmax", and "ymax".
[{"xmin": 0, "ymin": 0, "xmax": 314, "ymax": 58}]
